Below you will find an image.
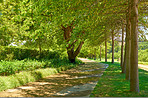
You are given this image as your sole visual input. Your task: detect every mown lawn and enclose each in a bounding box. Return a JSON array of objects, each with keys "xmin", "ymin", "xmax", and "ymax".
[
  {"xmin": 138, "ymin": 61, "xmax": 148, "ymax": 65},
  {"xmin": 90, "ymin": 62, "xmax": 148, "ymax": 97}
]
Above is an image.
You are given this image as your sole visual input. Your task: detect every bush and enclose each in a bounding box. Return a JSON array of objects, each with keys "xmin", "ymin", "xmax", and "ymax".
[
  {"xmin": 0, "ymin": 59, "xmax": 81, "ymax": 92},
  {"xmin": 0, "ymin": 46, "xmax": 61, "ymax": 61},
  {"xmin": 0, "ymin": 68, "xmax": 59, "ymax": 92},
  {"xmin": 0, "ymin": 57, "xmax": 82, "ymax": 76},
  {"xmin": 138, "ymin": 49, "xmax": 148, "ymax": 62},
  {"xmin": 0, "ymin": 59, "xmax": 46, "ymax": 76}
]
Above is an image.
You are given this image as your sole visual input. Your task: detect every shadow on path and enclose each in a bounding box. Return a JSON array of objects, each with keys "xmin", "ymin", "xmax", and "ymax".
[{"xmin": 0, "ymin": 58, "xmax": 107, "ymax": 97}]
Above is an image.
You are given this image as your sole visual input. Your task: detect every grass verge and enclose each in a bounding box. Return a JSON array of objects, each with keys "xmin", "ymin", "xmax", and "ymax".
[
  {"xmin": 138, "ymin": 61, "xmax": 148, "ymax": 65},
  {"xmin": 0, "ymin": 59, "xmax": 82, "ymax": 92},
  {"xmin": 88, "ymin": 58, "xmax": 148, "ymax": 65},
  {"xmin": 90, "ymin": 62, "xmax": 148, "ymax": 97}
]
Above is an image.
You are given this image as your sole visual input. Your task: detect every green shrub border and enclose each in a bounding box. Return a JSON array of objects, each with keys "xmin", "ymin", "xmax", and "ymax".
[{"xmin": 0, "ymin": 64, "xmax": 77, "ymax": 92}]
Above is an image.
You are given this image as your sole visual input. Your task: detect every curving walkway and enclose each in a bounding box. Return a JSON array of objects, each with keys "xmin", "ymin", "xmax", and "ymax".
[{"xmin": 0, "ymin": 58, "xmax": 108, "ymax": 97}]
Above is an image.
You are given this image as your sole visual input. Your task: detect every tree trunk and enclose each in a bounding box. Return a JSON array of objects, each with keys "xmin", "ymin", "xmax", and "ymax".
[
  {"xmin": 61, "ymin": 22, "xmax": 84, "ymax": 63},
  {"xmin": 100, "ymin": 45, "xmax": 101, "ymax": 61},
  {"xmin": 105, "ymin": 33, "xmax": 107, "ymax": 62},
  {"xmin": 130, "ymin": 0, "xmax": 139, "ymax": 92},
  {"xmin": 67, "ymin": 42, "xmax": 84, "ymax": 63},
  {"xmin": 125, "ymin": 1, "xmax": 131, "ymax": 80},
  {"xmin": 94, "ymin": 48, "xmax": 96, "ymax": 60},
  {"xmin": 121, "ymin": 24, "xmax": 124, "ymax": 71},
  {"xmin": 67, "ymin": 46, "xmax": 75, "ymax": 63},
  {"xmin": 122, "ymin": 36, "xmax": 127, "ymax": 73},
  {"xmin": 112, "ymin": 30, "xmax": 114, "ymax": 63},
  {"xmin": 90, "ymin": 54, "xmax": 92, "ymax": 59},
  {"xmin": 38, "ymin": 38, "xmax": 42, "ymax": 57}
]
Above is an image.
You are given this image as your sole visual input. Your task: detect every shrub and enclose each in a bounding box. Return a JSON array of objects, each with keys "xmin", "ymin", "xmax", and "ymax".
[
  {"xmin": 138, "ymin": 49, "xmax": 148, "ymax": 62},
  {"xmin": 0, "ymin": 57, "xmax": 82, "ymax": 76},
  {"xmin": 0, "ymin": 46, "xmax": 61, "ymax": 61},
  {"xmin": 0, "ymin": 60, "xmax": 47, "ymax": 76},
  {"xmin": 0, "ymin": 59, "xmax": 80, "ymax": 92}
]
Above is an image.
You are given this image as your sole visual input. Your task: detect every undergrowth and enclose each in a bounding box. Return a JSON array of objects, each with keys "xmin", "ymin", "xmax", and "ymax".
[
  {"xmin": 0, "ymin": 58, "xmax": 83, "ymax": 92},
  {"xmin": 0, "ymin": 58, "xmax": 82, "ymax": 76}
]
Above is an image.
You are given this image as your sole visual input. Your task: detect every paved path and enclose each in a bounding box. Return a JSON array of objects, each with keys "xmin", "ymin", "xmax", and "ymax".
[
  {"xmin": 139, "ymin": 64, "xmax": 148, "ymax": 71},
  {"xmin": 0, "ymin": 58, "xmax": 108, "ymax": 97}
]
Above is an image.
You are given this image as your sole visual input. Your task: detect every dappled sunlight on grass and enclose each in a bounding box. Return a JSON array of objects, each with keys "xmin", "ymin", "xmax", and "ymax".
[{"xmin": 90, "ymin": 62, "xmax": 148, "ymax": 97}]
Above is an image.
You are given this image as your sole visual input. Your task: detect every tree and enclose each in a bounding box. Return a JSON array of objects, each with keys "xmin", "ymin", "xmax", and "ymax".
[
  {"xmin": 105, "ymin": 32, "xmax": 107, "ymax": 62},
  {"xmin": 130, "ymin": 0, "xmax": 139, "ymax": 92},
  {"xmin": 125, "ymin": 0, "xmax": 131, "ymax": 80},
  {"xmin": 61, "ymin": 22, "xmax": 85, "ymax": 63},
  {"xmin": 0, "ymin": 0, "xmax": 20, "ymax": 46},
  {"xmin": 100, "ymin": 45, "xmax": 102, "ymax": 61},
  {"xmin": 121, "ymin": 24, "xmax": 125, "ymax": 73},
  {"xmin": 112, "ymin": 30, "xmax": 114, "ymax": 63}
]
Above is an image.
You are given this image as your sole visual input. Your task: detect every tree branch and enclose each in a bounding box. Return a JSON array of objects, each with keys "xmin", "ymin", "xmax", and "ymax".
[{"xmin": 74, "ymin": 41, "xmax": 84, "ymax": 57}]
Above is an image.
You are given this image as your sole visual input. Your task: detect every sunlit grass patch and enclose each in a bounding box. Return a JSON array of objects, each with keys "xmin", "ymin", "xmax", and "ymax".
[
  {"xmin": 90, "ymin": 62, "xmax": 148, "ymax": 97},
  {"xmin": 138, "ymin": 61, "xmax": 148, "ymax": 65}
]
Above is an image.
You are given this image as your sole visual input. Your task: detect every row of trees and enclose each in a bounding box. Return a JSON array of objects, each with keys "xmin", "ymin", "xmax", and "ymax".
[
  {"xmin": 101, "ymin": 0, "xmax": 147, "ymax": 92},
  {"xmin": 0, "ymin": 0, "xmax": 147, "ymax": 93}
]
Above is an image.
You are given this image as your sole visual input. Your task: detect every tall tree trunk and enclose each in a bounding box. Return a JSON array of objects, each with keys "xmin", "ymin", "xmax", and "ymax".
[
  {"xmin": 105, "ymin": 33, "xmax": 107, "ymax": 62},
  {"xmin": 94, "ymin": 48, "xmax": 96, "ymax": 60},
  {"xmin": 125, "ymin": 0, "xmax": 131, "ymax": 80},
  {"xmin": 67, "ymin": 42, "xmax": 84, "ymax": 63},
  {"xmin": 39, "ymin": 42, "xmax": 41, "ymax": 55},
  {"xmin": 122, "ymin": 35, "xmax": 127, "ymax": 73},
  {"xmin": 38, "ymin": 38, "xmax": 42, "ymax": 56},
  {"xmin": 130, "ymin": 0, "xmax": 139, "ymax": 92},
  {"xmin": 121, "ymin": 24, "xmax": 124, "ymax": 72},
  {"xmin": 112, "ymin": 30, "xmax": 114, "ymax": 63},
  {"xmin": 100, "ymin": 45, "xmax": 101, "ymax": 61}
]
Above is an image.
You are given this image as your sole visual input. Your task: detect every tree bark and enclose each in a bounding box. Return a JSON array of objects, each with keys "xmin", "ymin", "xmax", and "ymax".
[
  {"xmin": 39, "ymin": 42, "xmax": 41, "ymax": 55},
  {"xmin": 105, "ymin": 32, "xmax": 107, "ymax": 62},
  {"xmin": 61, "ymin": 22, "xmax": 84, "ymax": 63},
  {"xmin": 125, "ymin": 0, "xmax": 131, "ymax": 80},
  {"xmin": 100, "ymin": 45, "xmax": 101, "ymax": 61},
  {"xmin": 130, "ymin": 0, "xmax": 139, "ymax": 92},
  {"xmin": 121, "ymin": 24, "xmax": 124, "ymax": 72},
  {"xmin": 94, "ymin": 48, "xmax": 96, "ymax": 60},
  {"xmin": 38, "ymin": 38, "xmax": 42, "ymax": 57},
  {"xmin": 122, "ymin": 35, "xmax": 127, "ymax": 73},
  {"xmin": 112, "ymin": 30, "xmax": 114, "ymax": 63},
  {"xmin": 67, "ymin": 42, "xmax": 84, "ymax": 63}
]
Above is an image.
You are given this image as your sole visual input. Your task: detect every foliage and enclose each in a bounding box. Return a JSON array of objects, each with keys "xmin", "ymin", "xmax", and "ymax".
[
  {"xmin": 138, "ymin": 49, "xmax": 148, "ymax": 62},
  {"xmin": 0, "ymin": 0, "xmax": 147, "ymax": 62},
  {"xmin": 0, "ymin": 46, "xmax": 61, "ymax": 60},
  {"xmin": 0, "ymin": 62, "xmax": 78, "ymax": 92},
  {"xmin": 138, "ymin": 42, "xmax": 148, "ymax": 50},
  {"xmin": 80, "ymin": 41, "xmax": 148, "ymax": 63},
  {"xmin": 0, "ymin": 59, "xmax": 46, "ymax": 76},
  {"xmin": 0, "ymin": 57, "xmax": 82, "ymax": 76},
  {"xmin": 90, "ymin": 62, "xmax": 148, "ymax": 97}
]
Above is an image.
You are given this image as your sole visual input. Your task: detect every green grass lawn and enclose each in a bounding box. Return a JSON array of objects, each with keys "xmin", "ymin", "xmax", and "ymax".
[
  {"xmin": 138, "ymin": 61, "xmax": 148, "ymax": 65},
  {"xmin": 90, "ymin": 62, "xmax": 148, "ymax": 97},
  {"xmin": 92, "ymin": 58, "xmax": 148, "ymax": 65}
]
